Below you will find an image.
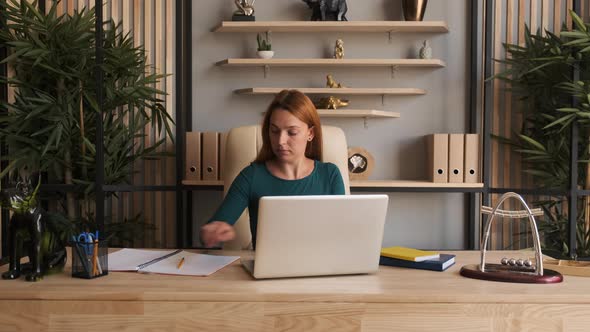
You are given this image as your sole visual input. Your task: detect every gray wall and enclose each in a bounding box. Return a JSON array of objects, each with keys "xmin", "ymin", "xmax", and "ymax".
[{"xmin": 191, "ymin": 0, "xmax": 472, "ymax": 249}]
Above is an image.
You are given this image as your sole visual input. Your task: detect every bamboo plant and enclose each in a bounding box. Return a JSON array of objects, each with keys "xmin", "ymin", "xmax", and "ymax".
[
  {"xmin": 493, "ymin": 11, "xmax": 590, "ymax": 258},
  {"xmin": 0, "ymin": 0, "xmax": 174, "ymax": 243}
]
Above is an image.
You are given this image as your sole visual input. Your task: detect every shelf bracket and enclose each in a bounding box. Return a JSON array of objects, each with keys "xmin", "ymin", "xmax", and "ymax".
[
  {"xmin": 391, "ymin": 65, "xmax": 399, "ymax": 79},
  {"xmin": 263, "ymin": 65, "xmax": 270, "ymax": 78},
  {"xmin": 363, "ymin": 117, "xmax": 369, "ymax": 129},
  {"xmin": 388, "ymin": 31, "xmax": 395, "ymax": 43},
  {"xmin": 381, "ymin": 94, "xmax": 385, "ymax": 106}
]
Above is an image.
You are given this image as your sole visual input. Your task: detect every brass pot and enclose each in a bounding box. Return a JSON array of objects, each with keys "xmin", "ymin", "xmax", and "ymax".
[{"xmin": 402, "ymin": 0, "xmax": 428, "ymax": 21}]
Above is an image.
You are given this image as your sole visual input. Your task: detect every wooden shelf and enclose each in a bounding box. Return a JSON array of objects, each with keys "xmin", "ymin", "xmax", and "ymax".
[
  {"xmin": 182, "ymin": 180, "xmax": 223, "ymax": 186},
  {"xmin": 235, "ymin": 88, "xmax": 426, "ymax": 95},
  {"xmin": 316, "ymin": 109, "xmax": 400, "ymax": 118},
  {"xmin": 183, "ymin": 179, "xmax": 482, "ymax": 188},
  {"xmin": 217, "ymin": 58, "xmax": 446, "ymax": 68},
  {"xmin": 213, "ymin": 21, "xmax": 449, "ymax": 33},
  {"xmin": 350, "ymin": 180, "xmax": 484, "ymax": 188}
]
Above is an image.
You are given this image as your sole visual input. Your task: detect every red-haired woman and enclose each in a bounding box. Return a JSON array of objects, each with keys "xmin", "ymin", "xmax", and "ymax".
[{"xmin": 201, "ymin": 89, "xmax": 345, "ymax": 248}]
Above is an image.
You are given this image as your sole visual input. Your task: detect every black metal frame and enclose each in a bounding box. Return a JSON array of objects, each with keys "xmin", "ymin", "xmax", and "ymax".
[
  {"xmin": 3, "ymin": 0, "xmax": 582, "ymax": 254},
  {"xmin": 0, "ymin": 0, "xmax": 194, "ymax": 256},
  {"xmin": 0, "ymin": 0, "xmax": 8, "ymax": 259},
  {"xmin": 175, "ymin": 0, "xmax": 192, "ymax": 248},
  {"xmin": 95, "ymin": 0, "xmax": 105, "ymax": 234},
  {"xmin": 481, "ymin": 0, "xmax": 583, "ymax": 257},
  {"xmin": 98, "ymin": 0, "xmax": 193, "ymax": 248}
]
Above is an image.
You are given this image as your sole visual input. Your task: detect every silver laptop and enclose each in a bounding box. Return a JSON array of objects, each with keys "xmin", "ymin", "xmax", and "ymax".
[{"xmin": 242, "ymin": 195, "xmax": 388, "ymax": 279}]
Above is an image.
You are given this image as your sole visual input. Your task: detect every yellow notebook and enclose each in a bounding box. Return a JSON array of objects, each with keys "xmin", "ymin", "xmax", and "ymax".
[{"xmin": 380, "ymin": 246, "xmax": 440, "ymax": 262}]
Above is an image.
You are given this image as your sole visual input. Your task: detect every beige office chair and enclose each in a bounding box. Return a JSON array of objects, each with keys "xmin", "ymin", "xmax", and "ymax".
[{"xmin": 222, "ymin": 125, "xmax": 350, "ymax": 250}]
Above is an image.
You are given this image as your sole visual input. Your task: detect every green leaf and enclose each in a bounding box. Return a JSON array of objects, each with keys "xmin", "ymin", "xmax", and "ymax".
[
  {"xmin": 571, "ymin": 11, "xmax": 587, "ymax": 32},
  {"xmin": 518, "ymin": 135, "xmax": 546, "ymax": 152}
]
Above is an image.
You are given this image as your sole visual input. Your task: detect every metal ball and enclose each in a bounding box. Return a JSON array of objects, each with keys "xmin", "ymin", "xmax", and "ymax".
[
  {"xmin": 508, "ymin": 258, "xmax": 517, "ymax": 266},
  {"xmin": 501, "ymin": 257, "xmax": 509, "ymax": 265},
  {"xmin": 524, "ymin": 259, "xmax": 533, "ymax": 267},
  {"xmin": 516, "ymin": 259, "xmax": 524, "ymax": 266}
]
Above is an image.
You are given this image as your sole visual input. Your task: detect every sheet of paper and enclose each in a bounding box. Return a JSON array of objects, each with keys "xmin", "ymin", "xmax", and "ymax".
[
  {"xmin": 108, "ymin": 248, "xmax": 178, "ymax": 271},
  {"xmin": 139, "ymin": 250, "xmax": 240, "ymax": 276}
]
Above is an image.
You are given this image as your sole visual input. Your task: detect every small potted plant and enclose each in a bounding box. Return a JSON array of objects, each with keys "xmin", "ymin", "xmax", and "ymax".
[{"xmin": 256, "ymin": 32, "xmax": 274, "ymax": 59}]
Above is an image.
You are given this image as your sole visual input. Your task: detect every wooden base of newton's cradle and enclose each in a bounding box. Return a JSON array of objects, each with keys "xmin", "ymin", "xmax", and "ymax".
[{"xmin": 460, "ymin": 264, "xmax": 563, "ymax": 284}]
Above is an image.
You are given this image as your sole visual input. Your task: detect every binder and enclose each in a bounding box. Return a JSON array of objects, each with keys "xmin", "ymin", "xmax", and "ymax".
[
  {"xmin": 185, "ymin": 132, "xmax": 201, "ymax": 181},
  {"xmin": 464, "ymin": 134, "xmax": 480, "ymax": 183},
  {"xmin": 426, "ymin": 134, "xmax": 448, "ymax": 183},
  {"xmin": 202, "ymin": 131, "xmax": 219, "ymax": 181},
  {"xmin": 448, "ymin": 134, "xmax": 464, "ymax": 183},
  {"xmin": 219, "ymin": 132, "xmax": 228, "ymax": 181}
]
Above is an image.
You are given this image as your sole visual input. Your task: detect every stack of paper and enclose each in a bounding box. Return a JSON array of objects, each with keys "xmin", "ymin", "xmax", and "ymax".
[{"xmin": 108, "ymin": 248, "xmax": 239, "ymax": 276}]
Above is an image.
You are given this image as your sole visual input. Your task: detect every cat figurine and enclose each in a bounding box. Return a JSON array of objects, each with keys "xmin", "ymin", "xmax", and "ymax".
[{"xmin": 1, "ymin": 177, "xmax": 66, "ymax": 282}]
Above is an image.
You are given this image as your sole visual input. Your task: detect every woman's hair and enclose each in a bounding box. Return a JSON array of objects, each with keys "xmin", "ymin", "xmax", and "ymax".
[{"xmin": 254, "ymin": 89, "xmax": 323, "ymax": 163}]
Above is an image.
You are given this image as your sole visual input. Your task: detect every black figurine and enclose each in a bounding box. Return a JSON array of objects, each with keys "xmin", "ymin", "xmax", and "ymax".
[
  {"xmin": 1, "ymin": 176, "xmax": 66, "ymax": 282},
  {"xmin": 302, "ymin": 0, "xmax": 348, "ymax": 21}
]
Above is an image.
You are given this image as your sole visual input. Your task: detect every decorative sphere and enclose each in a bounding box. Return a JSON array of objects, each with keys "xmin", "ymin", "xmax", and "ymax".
[
  {"xmin": 516, "ymin": 259, "xmax": 524, "ymax": 266},
  {"xmin": 508, "ymin": 258, "xmax": 517, "ymax": 266},
  {"xmin": 500, "ymin": 257, "xmax": 509, "ymax": 265},
  {"xmin": 524, "ymin": 259, "xmax": 533, "ymax": 267}
]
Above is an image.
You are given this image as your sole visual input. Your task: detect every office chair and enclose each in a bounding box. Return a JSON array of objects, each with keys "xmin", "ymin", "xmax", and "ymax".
[{"xmin": 222, "ymin": 125, "xmax": 350, "ymax": 250}]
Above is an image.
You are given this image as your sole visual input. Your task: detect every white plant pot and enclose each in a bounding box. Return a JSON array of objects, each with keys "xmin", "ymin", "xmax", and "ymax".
[{"xmin": 257, "ymin": 50, "xmax": 274, "ymax": 59}]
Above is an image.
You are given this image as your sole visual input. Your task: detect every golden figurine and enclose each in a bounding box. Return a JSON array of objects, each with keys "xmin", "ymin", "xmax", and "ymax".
[
  {"xmin": 315, "ymin": 96, "xmax": 349, "ymax": 110},
  {"xmin": 334, "ymin": 38, "xmax": 344, "ymax": 59},
  {"xmin": 326, "ymin": 74, "xmax": 346, "ymax": 88}
]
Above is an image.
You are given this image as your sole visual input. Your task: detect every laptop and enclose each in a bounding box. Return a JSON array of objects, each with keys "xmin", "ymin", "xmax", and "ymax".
[{"xmin": 242, "ymin": 194, "xmax": 389, "ymax": 279}]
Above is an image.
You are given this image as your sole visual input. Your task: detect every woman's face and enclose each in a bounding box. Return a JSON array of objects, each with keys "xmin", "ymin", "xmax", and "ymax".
[{"xmin": 269, "ymin": 109, "xmax": 314, "ymax": 162}]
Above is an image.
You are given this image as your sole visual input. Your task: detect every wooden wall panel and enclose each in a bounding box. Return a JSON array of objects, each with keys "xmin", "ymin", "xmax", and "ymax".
[
  {"xmin": 488, "ymin": 0, "xmax": 577, "ymax": 249},
  {"xmin": 47, "ymin": 0, "xmax": 177, "ymax": 248}
]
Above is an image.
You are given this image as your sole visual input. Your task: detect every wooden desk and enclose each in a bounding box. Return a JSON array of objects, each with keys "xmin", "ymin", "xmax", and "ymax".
[{"xmin": 1, "ymin": 250, "xmax": 589, "ymax": 332}]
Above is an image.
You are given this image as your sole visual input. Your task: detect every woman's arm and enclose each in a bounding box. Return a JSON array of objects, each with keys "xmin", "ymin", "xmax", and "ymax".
[{"xmin": 201, "ymin": 165, "xmax": 254, "ymax": 246}]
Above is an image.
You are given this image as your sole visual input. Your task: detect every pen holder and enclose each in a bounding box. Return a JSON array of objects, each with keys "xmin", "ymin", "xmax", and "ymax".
[{"xmin": 71, "ymin": 239, "xmax": 108, "ymax": 279}]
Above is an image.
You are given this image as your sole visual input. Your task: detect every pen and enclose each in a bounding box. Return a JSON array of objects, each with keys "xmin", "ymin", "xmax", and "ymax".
[{"xmin": 177, "ymin": 257, "xmax": 185, "ymax": 269}]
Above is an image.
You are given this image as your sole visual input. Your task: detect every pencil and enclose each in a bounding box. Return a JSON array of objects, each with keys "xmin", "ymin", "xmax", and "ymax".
[
  {"xmin": 92, "ymin": 239, "xmax": 98, "ymax": 276},
  {"xmin": 177, "ymin": 257, "xmax": 185, "ymax": 269}
]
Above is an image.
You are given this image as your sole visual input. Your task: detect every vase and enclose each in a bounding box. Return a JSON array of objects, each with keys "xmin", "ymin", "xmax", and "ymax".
[
  {"xmin": 402, "ymin": 0, "xmax": 428, "ymax": 21},
  {"xmin": 257, "ymin": 50, "xmax": 274, "ymax": 59}
]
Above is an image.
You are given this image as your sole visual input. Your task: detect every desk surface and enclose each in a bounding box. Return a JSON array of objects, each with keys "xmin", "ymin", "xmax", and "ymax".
[
  {"xmin": 0, "ymin": 249, "xmax": 587, "ymax": 304},
  {"xmin": 2, "ymin": 250, "xmax": 590, "ymax": 331}
]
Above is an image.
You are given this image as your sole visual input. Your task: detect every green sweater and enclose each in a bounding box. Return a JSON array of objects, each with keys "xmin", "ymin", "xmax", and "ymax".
[{"xmin": 209, "ymin": 160, "xmax": 345, "ymax": 248}]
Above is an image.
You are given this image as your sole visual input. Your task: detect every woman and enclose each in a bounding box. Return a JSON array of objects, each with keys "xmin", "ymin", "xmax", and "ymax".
[{"xmin": 201, "ymin": 89, "xmax": 345, "ymax": 248}]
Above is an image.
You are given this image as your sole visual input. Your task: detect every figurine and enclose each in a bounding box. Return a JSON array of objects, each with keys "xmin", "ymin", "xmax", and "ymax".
[
  {"xmin": 419, "ymin": 40, "xmax": 432, "ymax": 59},
  {"xmin": 1, "ymin": 176, "xmax": 66, "ymax": 282},
  {"xmin": 326, "ymin": 74, "xmax": 346, "ymax": 88},
  {"xmin": 232, "ymin": 0, "xmax": 256, "ymax": 21},
  {"xmin": 315, "ymin": 96, "xmax": 349, "ymax": 109},
  {"xmin": 334, "ymin": 38, "xmax": 344, "ymax": 59},
  {"xmin": 301, "ymin": 0, "xmax": 348, "ymax": 21}
]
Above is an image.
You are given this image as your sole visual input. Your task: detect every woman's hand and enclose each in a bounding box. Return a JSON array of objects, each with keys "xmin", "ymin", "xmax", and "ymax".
[{"xmin": 200, "ymin": 221, "xmax": 236, "ymax": 247}]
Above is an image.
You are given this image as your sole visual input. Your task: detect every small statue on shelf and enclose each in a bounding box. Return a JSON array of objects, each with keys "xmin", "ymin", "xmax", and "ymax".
[
  {"xmin": 334, "ymin": 38, "xmax": 344, "ymax": 59},
  {"xmin": 232, "ymin": 0, "xmax": 256, "ymax": 21},
  {"xmin": 301, "ymin": 0, "xmax": 348, "ymax": 21},
  {"xmin": 326, "ymin": 74, "xmax": 346, "ymax": 88},
  {"xmin": 314, "ymin": 96, "xmax": 349, "ymax": 109},
  {"xmin": 419, "ymin": 40, "xmax": 432, "ymax": 59}
]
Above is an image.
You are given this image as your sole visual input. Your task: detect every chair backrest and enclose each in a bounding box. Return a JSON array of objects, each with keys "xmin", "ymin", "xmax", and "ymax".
[{"xmin": 222, "ymin": 125, "xmax": 350, "ymax": 249}]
